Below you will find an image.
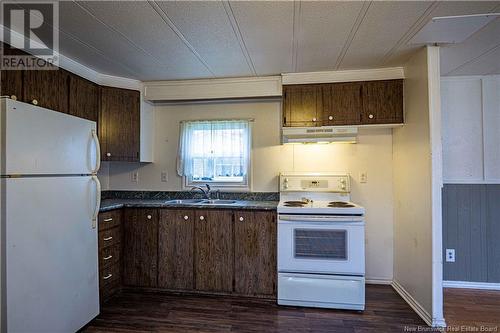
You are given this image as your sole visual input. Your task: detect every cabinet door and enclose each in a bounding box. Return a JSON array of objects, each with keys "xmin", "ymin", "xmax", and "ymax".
[
  {"xmin": 194, "ymin": 210, "xmax": 233, "ymax": 292},
  {"xmin": 322, "ymin": 83, "xmax": 362, "ymax": 126},
  {"xmin": 68, "ymin": 73, "xmax": 98, "ymax": 122},
  {"xmin": 99, "ymin": 86, "xmax": 140, "ymax": 162},
  {"xmin": 122, "ymin": 208, "xmax": 158, "ymax": 287},
  {"xmin": 158, "ymin": 209, "xmax": 194, "ymax": 290},
  {"xmin": 0, "ymin": 70, "xmax": 23, "ymax": 100},
  {"xmin": 23, "ymin": 66, "xmax": 69, "ymax": 113},
  {"xmin": 234, "ymin": 210, "xmax": 276, "ymax": 296},
  {"xmin": 283, "ymin": 85, "xmax": 322, "ymax": 127},
  {"xmin": 361, "ymin": 79, "xmax": 403, "ymax": 124}
]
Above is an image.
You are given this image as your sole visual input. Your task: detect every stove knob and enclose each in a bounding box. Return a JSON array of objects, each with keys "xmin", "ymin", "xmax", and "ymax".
[
  {"xmin": 284, "ymin": 184, "xmax": 289, "ymax": 189},
  {"xmin": 284, "ymin": 178, "xmax": 289, "ymax": 183},
  {"xmin": 341, "ymin": 185, "xmax": 346, "ymax": 190}
]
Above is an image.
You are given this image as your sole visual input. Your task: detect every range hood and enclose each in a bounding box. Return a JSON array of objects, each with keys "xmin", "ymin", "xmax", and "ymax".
[{"xmin": 282, "ymin": 126, "xmax": 358, "ymax": 144}]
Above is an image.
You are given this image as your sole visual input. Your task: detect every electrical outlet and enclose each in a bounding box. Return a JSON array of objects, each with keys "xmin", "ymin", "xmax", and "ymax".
[
  {"xmin": 131, "ymin": 172, "xmax": 139, "ymax": 183},
  {"xmin": 161, "ymin": 171, "xmax": 168, "ymax": 182},
  {"xmin": 360, "ymin": 172, "xmax": 368, "ymax": 183},
  {"xmin": 446, "ymin": 249, "xmax": 455, "ymax": 262}
]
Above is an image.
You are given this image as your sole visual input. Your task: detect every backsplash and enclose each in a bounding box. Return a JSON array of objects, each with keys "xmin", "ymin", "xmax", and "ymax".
[{"xmin": 101, "ymin": 190, "xmax": 279, "ymax": 201}]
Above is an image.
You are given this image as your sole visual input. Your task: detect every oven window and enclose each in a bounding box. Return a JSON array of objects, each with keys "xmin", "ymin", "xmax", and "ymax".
[{"xmin": 294, "ymin": 229, "xmax": 347, "ymax": 260}]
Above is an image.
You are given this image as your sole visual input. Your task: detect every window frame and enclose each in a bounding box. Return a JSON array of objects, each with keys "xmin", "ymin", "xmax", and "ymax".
[{"xmin": 181, "ymin": 120, "xmax": 252, "ymax": 191}]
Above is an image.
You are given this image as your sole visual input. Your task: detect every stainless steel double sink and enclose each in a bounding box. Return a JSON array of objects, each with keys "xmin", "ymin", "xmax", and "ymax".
[{"xmin": 164, "ymin": 199, "xmax": 238, "ymax": 205}]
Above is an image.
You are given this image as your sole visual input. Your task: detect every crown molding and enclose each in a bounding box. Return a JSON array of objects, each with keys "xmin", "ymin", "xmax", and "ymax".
[{"xmin": 282, "ymin": 67, "xmax": 405, "ymax": 85}]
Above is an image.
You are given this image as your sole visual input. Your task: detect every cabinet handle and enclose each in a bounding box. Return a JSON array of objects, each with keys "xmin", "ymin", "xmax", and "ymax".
[
  {"xmin": 106, "ymin": 152, "xmax": 111, "ymax": 157},
  {"xmin": 10, "ymin": 95, "xmax": 17, "ymax": 101},
  {"xmin": 103, "ymin": 274, "xmax": 112, "ymax": 280},
  {"xmin": 32, "ymin": 99, "xmax": 38, "ymax": 105},
  {"xmin": 184, "ymin": 215, "xmax": 189, "ymax": 220},
  {"xmin": 239, "ymin": 216, "xmax": 244, "ymax": 221},
  {"xmin": 328, "ymin": 115, "xmax": 333, "ymax": 120},
  {"xmin": 103, "ymin": 218, "xmax": 113, "ymax": 222},
  {"xmin": 368, "ymin": 114, "xmax": 374, "ymax": 119},
  {"xmin": 312, "ymin": 117, "xmax": 317, "ymax": 122},
  {"xmin": 103, "ymin": 236, "xmax": 113, "ymax": 241},
  {"xmin": 147, "ymin": 215, "xmax": 152, "ymax": 220},
  {"xmin": 103, "ymin": 255, "xmax": 113, "ymax": 260},
  {"xmin": 199, "ymin": 216, "xmax": 205, "ymax": 221}
]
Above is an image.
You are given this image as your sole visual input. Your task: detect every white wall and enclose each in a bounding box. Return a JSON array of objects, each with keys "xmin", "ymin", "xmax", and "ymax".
[
  {"xmin": 393, "ymin": 46, "xmax": 444, "ymax": 327},
  {"xmin": 107, "ymin": 99, "xmax": 394, "ymax": 282},
  {"xmin": 441, "ymin": 75, "xmax": 500, "ymax": 183}
]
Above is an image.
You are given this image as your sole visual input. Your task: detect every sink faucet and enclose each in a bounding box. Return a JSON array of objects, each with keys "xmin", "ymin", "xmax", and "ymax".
[{"xmin": 190, "ymin": 184, "xmax": 211, "ymax": 199}]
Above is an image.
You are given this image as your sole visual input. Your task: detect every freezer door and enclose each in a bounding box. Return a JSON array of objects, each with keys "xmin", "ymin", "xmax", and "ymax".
[
  {"xmin": 4, "ymin": 176, "xmax": 99, "ymax": 332},
  {"xmin": 1, "ymin": 99, "xmax": 99, "ymax": 175}
]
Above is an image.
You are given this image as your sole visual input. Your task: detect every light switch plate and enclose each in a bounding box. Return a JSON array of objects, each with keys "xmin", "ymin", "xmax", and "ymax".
[{"xmin": 161, "ymin": 171, "xmax": 168, "ymax": 182}]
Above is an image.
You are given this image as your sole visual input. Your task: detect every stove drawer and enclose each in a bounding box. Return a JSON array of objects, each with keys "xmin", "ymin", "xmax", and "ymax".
[{"xmin": 278, "ymin": 273, "xmax": 365, "ymax": 310}]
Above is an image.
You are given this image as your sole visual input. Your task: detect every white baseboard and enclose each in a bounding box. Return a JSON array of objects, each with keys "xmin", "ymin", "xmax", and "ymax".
[
  {"xmin": 443, "ymin": 280, "xmax": 500, "ymax": 290},
  {"xmin": 366, "ymin": 278, "xmax": 393, "ymax": 285},
  {"xmin": 391, "ymin": 280, "xmax": 433, "ymax": 327}
]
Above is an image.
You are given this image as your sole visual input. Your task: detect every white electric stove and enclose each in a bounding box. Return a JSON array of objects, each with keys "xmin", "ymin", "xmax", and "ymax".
[{"xmin": 277, "ymin": 172, "xmax": 366, "ymax": 311}]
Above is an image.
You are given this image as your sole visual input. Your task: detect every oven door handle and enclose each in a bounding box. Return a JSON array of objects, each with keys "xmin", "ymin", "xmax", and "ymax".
[{"xmin": 278, "ymin": 215, "xmax": 365, "ymax": 223}]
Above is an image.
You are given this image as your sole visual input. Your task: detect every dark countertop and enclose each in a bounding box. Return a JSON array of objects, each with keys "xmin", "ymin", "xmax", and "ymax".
[{"xmin": 99, "ymin": 199, "xmax": 278, "ymax": 212}]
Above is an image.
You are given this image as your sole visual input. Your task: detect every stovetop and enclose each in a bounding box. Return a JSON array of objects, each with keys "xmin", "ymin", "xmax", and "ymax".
[{"xmin": 277, "ymin": 199, "xmax": 365, "ymax": 215}]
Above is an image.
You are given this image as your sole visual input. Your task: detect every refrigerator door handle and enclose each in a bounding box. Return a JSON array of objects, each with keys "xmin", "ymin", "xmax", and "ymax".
[
  {"xmin": 92, "ymin": 175, "xmax": 101, "ymax": 229},
  {"xmin": 91, "ymin": 129, "xmax": 101, "ymax": 174}
]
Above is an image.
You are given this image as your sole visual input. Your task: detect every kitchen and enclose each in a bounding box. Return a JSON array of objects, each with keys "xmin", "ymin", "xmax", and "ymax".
[{"xmin": 1, "ymin": 1, "xmax": 500, "ymax": 332}]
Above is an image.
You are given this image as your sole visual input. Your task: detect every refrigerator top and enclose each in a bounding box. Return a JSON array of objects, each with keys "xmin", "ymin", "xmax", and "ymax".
[{"xmin": 1, "ymin": 98, "xmax": 100, "ymax": 176}]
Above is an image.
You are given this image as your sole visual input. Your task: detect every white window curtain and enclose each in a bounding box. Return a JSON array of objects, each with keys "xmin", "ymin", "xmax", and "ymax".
[{"xmin": 177, "ymin": 120, "xmax": 251, "ymax": 184}]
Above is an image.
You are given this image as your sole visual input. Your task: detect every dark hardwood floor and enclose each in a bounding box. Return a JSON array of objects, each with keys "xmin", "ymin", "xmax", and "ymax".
[
  {"xmin": 83, "ymin": 285, "xmax": 425, "ymax": 332},
  {"xmin": 444, "ymin": 288, "xmax": 500, "ymax": 329}
]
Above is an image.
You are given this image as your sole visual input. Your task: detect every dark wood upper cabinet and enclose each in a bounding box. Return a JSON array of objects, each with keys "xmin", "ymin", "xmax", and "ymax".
[
  {"xmin": 23, "ymin": 65, "xmax": 69, "ymax": 113},
  {"xmin": 194, "ymin": 210, "xmax": 233, "ymax": 292},
  {"xmin": 68, "ymin": 73, "xmax": 99, "ymax": 122},
  {"xmin": 283, "ymin": 79, "xmax": 403, "ymax": 127},
  {"xmin": 361, "ymin": 79, "xmax": 404, "ymax": 124},
  {"xmin": 283, "ymin": 84, "xmax": 322, "ymax": 127},
  {"xmin": 234, "ymin": 210, "xmax": 277, "ymax": 296},
  {"xmin": 0, "ymin": 70, "xmax": 23, "ymax": 100},
  {"xmin": 321, "ymin": 82, "xmax": 362, "ymax": 126},
  {"xmin": 158, "ymin": 209, "xmax": 194, "ymax": 290},
  {"xmin": 122, "ymin": 208, "xmax": 158, "ymax": 288},
  {"xmin": 99, "ymin": 86, "xmax": 140, "ymax": 162}
]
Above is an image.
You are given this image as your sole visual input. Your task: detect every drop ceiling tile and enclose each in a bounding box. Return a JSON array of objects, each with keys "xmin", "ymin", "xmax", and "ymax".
[
  {"xmin": 156, "ymin": 1, "xmax": 251, "ymax": 78},
  {"xmin": 297, "ymin": 1, "xmax": 363, "ymax": 72},
  {"xmin": 387, "ymin": 1, "xmax": 500, "ymax": 67},
  {"xmin": 339, "ymin": 1, "xmax": 432, "ymax": 70},
  {"xmin": 441, "ymin": 18, "xmax": 500, "ymax": 75},
  {"xmin": 230, "ymin": 1, "xmax": 294, "ymax": 75},
  {"xmin": 76, "ymin": 1, "xmax": 212, "ymax": 80}
]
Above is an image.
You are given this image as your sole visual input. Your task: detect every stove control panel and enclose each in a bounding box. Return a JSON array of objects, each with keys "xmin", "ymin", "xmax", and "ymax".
[{"xmin": 279, "ymin": 173, "xmax": 350, "ymax": 192}]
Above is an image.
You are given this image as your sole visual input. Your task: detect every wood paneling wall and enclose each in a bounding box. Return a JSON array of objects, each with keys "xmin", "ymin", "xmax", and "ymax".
[{"xmin": 442, "ymin": 184, "xmax": 500, "ymax": 282}]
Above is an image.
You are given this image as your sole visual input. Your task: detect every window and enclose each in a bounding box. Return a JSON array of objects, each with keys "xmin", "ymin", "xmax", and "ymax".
[{"xmin": 177, "ymin": 120, "xmax": 251, "ymax": 188}]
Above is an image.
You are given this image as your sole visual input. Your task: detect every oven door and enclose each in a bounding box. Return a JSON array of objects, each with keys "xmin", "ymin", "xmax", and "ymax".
[{"xmin": 278, "ymin": 215, "xmax": 365, "ymax": 275}]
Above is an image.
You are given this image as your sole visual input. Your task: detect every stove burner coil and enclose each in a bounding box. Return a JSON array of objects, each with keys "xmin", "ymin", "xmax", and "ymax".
[{"xmin": 328, "ymin": 201, "xmax": 355, "ymax": 208}]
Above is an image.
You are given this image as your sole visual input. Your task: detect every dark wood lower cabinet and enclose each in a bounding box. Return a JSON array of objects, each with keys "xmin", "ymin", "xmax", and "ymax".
[
  {"xmin": 119, "ymin": 207, "xmax": 277, "ymax": 299},
  {"xmin": 122, "ymin": 208, "xmax": 158, "ymax": 288},
  {"xmin": 158, "ymin": 209, "xmax": 194, "ymax": 290},
  {"xmin": 234, "ymin": 210, "xmax": 277, "ymax": 296},
  {"xmin": 194, "ymin": 210, "xmax": 234, "ymax": 292}
]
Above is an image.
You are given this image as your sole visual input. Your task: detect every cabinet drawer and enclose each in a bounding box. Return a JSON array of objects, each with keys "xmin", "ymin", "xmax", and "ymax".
[
  {"xmin": 98, "ymin": 210, "xmax": 121, "ymax": 231},
  {"xmin": 98, "ymin": 226, "xmax": 121, "ymax": 249},
  {"xmin": 100, "ymin": 278, "xmax": 120, "ymax": 302},
  {"xmin": 99, "ymin": 243, "xmax": 121, "ymax": 270},
  {"xmin": 100, "ymin": 262, "xmax": 120, "ymax": 287}
]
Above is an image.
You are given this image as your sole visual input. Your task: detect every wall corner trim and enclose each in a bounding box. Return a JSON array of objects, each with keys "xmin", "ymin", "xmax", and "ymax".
[
  {"xmin": 281, "ymin": 67, "xmax": 405, "ymax": 85},
  {"xmin": 391, "ymin": 280, "xmax": 435, "ymax": 327}
]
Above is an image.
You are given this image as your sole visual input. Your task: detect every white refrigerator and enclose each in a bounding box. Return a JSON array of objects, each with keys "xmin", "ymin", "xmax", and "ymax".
[{"xmin": 0, "ymin": 98, "xmax": 101, "ymax": 333}]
